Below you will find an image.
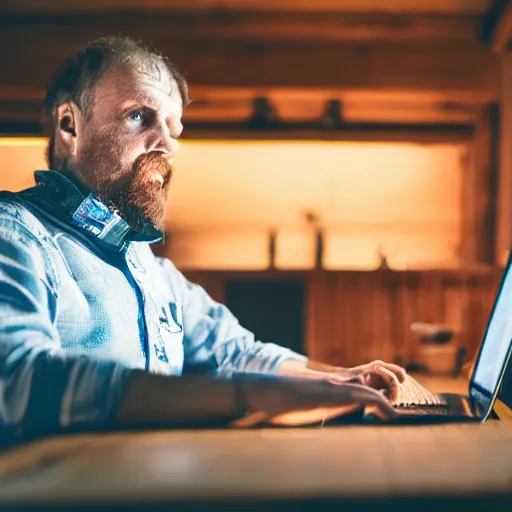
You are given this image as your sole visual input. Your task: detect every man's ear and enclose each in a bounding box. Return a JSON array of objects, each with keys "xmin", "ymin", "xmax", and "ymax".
[{"xmin": 55, "ymin": 102, "xmax": 82, "ymax": 159}]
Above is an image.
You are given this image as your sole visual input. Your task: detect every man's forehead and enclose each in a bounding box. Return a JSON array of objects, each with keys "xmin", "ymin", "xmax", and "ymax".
[
  {"xmin": 94, "ymin": 61, "xmax": 181, "ymax": 106},
  {"xmin": 131, "ymin": 60, "xmax": 175, "ymax": 94}
]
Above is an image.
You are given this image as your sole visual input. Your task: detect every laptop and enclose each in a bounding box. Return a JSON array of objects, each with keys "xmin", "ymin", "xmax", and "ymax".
[{"xmin": 364, "ymin": 253, "xmax": 512, "ymax": 425}]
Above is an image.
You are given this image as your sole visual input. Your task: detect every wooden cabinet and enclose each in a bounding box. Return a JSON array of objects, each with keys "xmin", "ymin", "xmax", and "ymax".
[{"xmin": 180, "ymin": 268, "xmax": 501, "ymax": 366}]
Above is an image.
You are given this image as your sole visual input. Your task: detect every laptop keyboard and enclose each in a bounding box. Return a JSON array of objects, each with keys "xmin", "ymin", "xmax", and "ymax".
[
  {"xmin": 395, "ymin": 405, "xmax": 450, "ymax": 415},
  {"xmin": 392, "ymin": 374, "xmax": 448, "ymax": 408}
]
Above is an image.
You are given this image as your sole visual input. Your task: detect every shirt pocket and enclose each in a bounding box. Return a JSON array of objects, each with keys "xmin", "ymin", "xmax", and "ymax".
[
  {"xmin": 159, "ymin": 301, "xmax": 183, "ymax": 334},
  {"xmin": 154, "ymin": 301, "xmax": 184, "ymax": 374}
]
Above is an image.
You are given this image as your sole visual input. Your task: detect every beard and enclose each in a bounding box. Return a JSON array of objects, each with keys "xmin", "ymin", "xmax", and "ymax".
[{"xmin": 74, "ymin": 141, "xmax": 173, "ymax": 234}]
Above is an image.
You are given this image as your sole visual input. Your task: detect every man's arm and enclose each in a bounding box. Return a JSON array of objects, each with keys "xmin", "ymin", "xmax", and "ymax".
[
  {"xmin": 155, "ymin": 257, "xmax": 308, "ymax": 376},
  {"xmin": 0, "ymin": 214, "xmax": 131, "ymax": 445},
  {"xmin": 114, "ymin": 368, "xmax": 398, "ymax": 428},
  {"xmin": 155, "ymin": 256, "xmax": 405, "ymax": 395}
]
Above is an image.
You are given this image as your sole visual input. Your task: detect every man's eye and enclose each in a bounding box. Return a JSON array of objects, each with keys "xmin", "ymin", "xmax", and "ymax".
[{"xmin": 128, "ymin": 111, "xmax": 144, "ymax": 123}]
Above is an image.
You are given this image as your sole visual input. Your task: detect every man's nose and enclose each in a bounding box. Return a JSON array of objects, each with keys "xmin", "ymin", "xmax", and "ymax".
[{"xmin": 148, "ymin": 122, "xmax": 179, "ymax": 156}]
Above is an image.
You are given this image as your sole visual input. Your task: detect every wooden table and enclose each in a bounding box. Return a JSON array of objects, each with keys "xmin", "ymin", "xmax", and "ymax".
[{"xmin": 0, "ymin": 377, "xmax": 511, "ymax": 511}]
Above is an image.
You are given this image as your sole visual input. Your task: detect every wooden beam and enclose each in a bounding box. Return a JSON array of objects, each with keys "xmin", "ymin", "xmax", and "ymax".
[
  {"xmin": 0, "ymin": 0, "xmax": 492, "ymax": 15},
  {"xmin": 179, "ymin": 123, "xmax": 474, "ymax": 144},
  {"xmin": 0, "ymin": 11, "xmax": 481, "ymax": 44},
  {"xmin": 1, "ymin": 21, "xmax": 499, "ymax": 93},
  {"xmin": 0, "ymin": 84, "xmax": 480, "ymax": 129},
  {"xmin": 0, "ymin": 119, "xmax": 473, "ymax": 144},
  {"xmin": 476, "ymin": 104, "xmax": 500, "ymax": 264}
]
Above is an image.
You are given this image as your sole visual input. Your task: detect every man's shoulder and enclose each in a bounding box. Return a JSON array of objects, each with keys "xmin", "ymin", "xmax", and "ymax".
[
  {"xmin": 0, "ymin": 189, "xmax": 33, "ymax": 222},
  {"xmin": 0, "ymin": 189, "xmax": 53, "ymax": 244}
]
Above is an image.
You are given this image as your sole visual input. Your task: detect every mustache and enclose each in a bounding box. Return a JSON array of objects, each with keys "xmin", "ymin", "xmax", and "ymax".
[{"xmin": 133, "ymin": 151, "xmax": 174, "ymax": 187}]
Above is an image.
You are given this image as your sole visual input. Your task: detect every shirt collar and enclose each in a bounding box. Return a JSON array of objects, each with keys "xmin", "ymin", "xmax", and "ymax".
[{"xmin": 32, "ymin": 170, "xmax": 163, "ymax": 251}]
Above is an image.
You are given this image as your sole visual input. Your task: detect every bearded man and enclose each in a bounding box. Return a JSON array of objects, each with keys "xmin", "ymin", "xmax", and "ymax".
[{"xmin": 0, "ymin": 37, "xmax": 405, "ymax": 445}]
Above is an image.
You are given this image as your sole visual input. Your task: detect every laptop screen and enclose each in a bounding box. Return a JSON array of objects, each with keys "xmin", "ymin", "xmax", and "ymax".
[{"xmin": 472, "ymin": 259, "xmax": 512, "ymax": 395}]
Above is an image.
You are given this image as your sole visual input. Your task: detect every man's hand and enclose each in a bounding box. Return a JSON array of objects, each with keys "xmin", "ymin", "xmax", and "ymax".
[
  {"xmin": 277, "ymin": 358, "xmax": 407, "ymax": 403},
  {"xmin": 331, "ymin": 360, "xmax": 407, "ymax": 402},
  {"xmin": 231, "ymin": 374, "xmax": 397, "ymax": 428}
]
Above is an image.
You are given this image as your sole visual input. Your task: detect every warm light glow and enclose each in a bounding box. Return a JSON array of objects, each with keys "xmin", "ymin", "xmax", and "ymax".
[
  {"xmin": 275, "ymin": 230, "xmax": 316, "ymax": 269},
  {"xmin": 0, "ymin": 138, "xmax": 463, "ymax": 270},
  {"xmin": 0, "ymin": 137, "xmax": 47, "ymax": 147},
  {"xmin": 0, "ymin": 140, "xmax": 46, "ymax": 192},
  {"xmin": 171, "ymin": 141, "xmax": 462, "ymax": 269},
  {"xmin": 169, "ymin": 230, "xmax": 269, "ymax": 270}
]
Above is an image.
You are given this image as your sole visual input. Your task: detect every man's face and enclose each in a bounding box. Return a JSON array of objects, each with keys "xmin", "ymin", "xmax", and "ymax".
[{"xmin": 72, "ymin": 60, "xmax": 183, "ymax": 233}]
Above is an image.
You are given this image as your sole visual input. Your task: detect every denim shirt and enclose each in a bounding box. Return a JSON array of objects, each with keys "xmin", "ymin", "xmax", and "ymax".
[{"xmin": 0, "ymin": 170, "xmax": 305, "ymax": 445}]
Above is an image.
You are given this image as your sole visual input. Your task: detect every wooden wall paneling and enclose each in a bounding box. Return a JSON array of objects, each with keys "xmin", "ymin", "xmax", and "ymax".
[
  {"xmin": 177, "ymin": 268, "xmax": 501, "ymax": 368},
  {"xmin": 367, "ymin": 273, "xmax": 383, "ymax": 363},
  {"xmin": 429, "ymin": 273, "xmax": 446, "ymax": 323},
  {"xmin": 378, "ymin": 273, "xmax": 398, "ymax": 364},
  {"xmin": 398, "ymin": 271, "xmax": 418, "ymax": 365},
  {"xmin": 333, "ymin": 273, "xmax": 349, "ymax": 365},
  {"xmin": 497, "ymin": 52, "xmax": 512, "ymax": 265},
  {"xmin": 0, "ymin": 18, "xmax": 500, "ymax": 132},
  {"xmin": 366, "ymin": 272, "xmax": 391, "ymax": 364},
  {"xmin": 460, "ymin": 145, "xmax": 477, "ymax": 264},
  {"xmin": 338, "ymin": 273, "xmax": 361, "ymax": 366},
  {"xmin": 306, "ymin": 270, "xmax": 336, "ymax": 362},
  {"xmin": 465, "ymin": 284, "xmax": 486, "ymax": 358},
  {"xmin": 442, "ymin": 278, "xmax": 465, "ymax": 349},
  {"xmin": 479, "ymin": 103, "xmax": 500, "ymax": 264},
  {"xmin": 447, "ymin": 270, "xmax": 497, "ymax": 360},
  {"xmin": 458, "ymin": 269, "xmax": 472, "ymax": 353},
  {"xmin": 344, "ymin": 272, "xmax": 375, "ymax": 366},
  {"xmin": 1, "ymin": 8, "xmax": 499, "ymax": 139},
  {"xmin": 392, "ymin": 271, "xmax": 412, "ymax": 364},
  {"xmin": 326, "ymin": 272, "xmax": 394, "ymax": 367},
  {"xmin": 465, "ymin": 272, "xmax": 500, "ymax": 358},
  {"xmin": 2, "ymin": 25, "xmax": 496, "ymax": 92},
  {"xmin": 461, "ymin": 103, "xmax": 500, "ymax": 264},
  {"xmin": 381, "ymin": 271, "xmax": 406, "ymax": 366},
  {"xmin": 433, "ymin": 273, "xmax": 447, "ymax": 321},
  {"xmin": 304, "ymin": 271, "xmax": 317, "ymax": 359},
  {"xmin": 326, "ymin": 272, "xmax": 343, "ymax": 364},
  {"xmin": 404, "ymin": 273, "xmax": 421, "ymax": 364},
  {"xmin": 325, "ymin": 270, "xmax": 346, "ymax": 364}
]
